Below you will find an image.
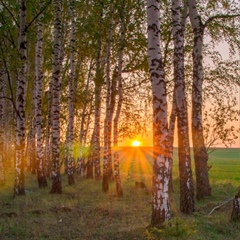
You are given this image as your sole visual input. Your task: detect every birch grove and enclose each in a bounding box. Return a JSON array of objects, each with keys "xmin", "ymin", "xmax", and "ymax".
[{"xmin": 0, "ymin": 0, "xmax": 238, "ymax": 231}]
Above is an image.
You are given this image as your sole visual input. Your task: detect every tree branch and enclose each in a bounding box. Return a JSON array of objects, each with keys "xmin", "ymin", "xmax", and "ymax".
[
  {"xmin": 25, "ymin": 0, "xmax": 52, "ymax": 32},
  {"xmin": 208, "ymin": 198, "xmax": 234, "ymax": 215},
  {"xmin": 0, "ymin": 47, "xmax": 21, "ymax": 120},
  {"xmin": 204, "ymin": 14, "xmax": 240, "ymax": 27},
  {"xmin": 0, "ymin": 0, "xmax": 19, "ymax": 27}
]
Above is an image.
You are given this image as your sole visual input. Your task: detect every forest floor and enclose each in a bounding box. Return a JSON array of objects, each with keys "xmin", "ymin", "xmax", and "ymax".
[{"xmin": 0, "ymin": 147, "xmax": 239, "ymax": 239}]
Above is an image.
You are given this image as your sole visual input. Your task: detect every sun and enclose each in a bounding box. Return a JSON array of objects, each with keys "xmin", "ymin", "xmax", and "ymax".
[{"xmin": 132, "ymin": 140, "xmax": 141, "ymax": 147}]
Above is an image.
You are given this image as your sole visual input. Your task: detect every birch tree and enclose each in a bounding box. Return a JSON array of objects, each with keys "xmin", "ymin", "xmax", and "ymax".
[
  {"xmin": 102, "ymin": 6, "xmax": 114, "ymax": 191},
  {"xmin": 14, "ymin": 0, "xmax": 27, "ymax": 196},
  {"xmin": 112, "ymin": 0, "xmax": 126, "ymax": 198},
  {"xmin": 171, "ymin": 0, "xmax": 194, "ymax": 213},
  {"xmin": 0, "ymin": 69, "xmax": 6, "ymax": 185},
  {"xmin": 188, "ymin": 0, "xmax": 211, "ymax": 200},
  {"xmin": 65, "ymin": 0, "xmax": 76, "ymax": 185},
  {"xmin": 35, "ymin": 0, "xmax": 47, "ymax": 188},
  {"xmin": 49, "ymin": 0, "xmax": 62, "ymax": 194},
  {"xmin": 147, "ymin": 0, "xmax": 171, "ymax": 225},
  {"xmin": 188, "ymin": 0, "xmax": 240, "ymax": 199},
  {"xmin": 90, "ymin": 2, "xmax": 104, "ymax": 181}
]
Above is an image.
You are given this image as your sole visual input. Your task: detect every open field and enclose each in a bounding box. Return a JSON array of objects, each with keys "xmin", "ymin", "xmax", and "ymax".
[{"xmin": 0, "ymin": 147, "xmax": 239, "ymax": 239}]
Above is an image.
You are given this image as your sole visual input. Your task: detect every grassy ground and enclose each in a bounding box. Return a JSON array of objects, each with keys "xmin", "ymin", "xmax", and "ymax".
[{"xmin": 0, "ymin": 147, "xmax": 239, "ymax": 239}]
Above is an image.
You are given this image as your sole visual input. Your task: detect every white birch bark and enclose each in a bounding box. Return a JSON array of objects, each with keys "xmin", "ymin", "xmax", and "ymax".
[
  {"xmin": 45, "ymin": 85, "xmax": 52, "ymax": 177},
  {"xmin": 50, "ymin": 0, "xmax": 62, "ymax": 194},
  {"xmin": 188, "ymin": 0, "xmax": 211, "ymax": 199},
  {"xmin": 102, "ymin": 13, "xmax": 114, "ymax": 192},
  {"xmin": 77, "ymin": 62, "xmax": 93, "ymax": 177},
  {"xmin": 66, "ymin": 0, "xmax": 76, "ymax": 185},
  {"xmin": 171, "ymin": 0, "xmax": 195, "ymax": 213},
  {"xmin": 91, "ymin": 9, "xmax": 104, "ymax": 180},
  {"xmin": 147, "ymin": 0, "xmax": 171, "ymax": 225},
  {"xmin": 112, "ymin": 0, "xmax": 125, "ymax": 198},
  {"xmin": 35, "ymin": 0, "xmax": 47, "ymax": 188},
  {"xmin": 14, "ymin": 0, "xmax": 27, "ymax": 196}
]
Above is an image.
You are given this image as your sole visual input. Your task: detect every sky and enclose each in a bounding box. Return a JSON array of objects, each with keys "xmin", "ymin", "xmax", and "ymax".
[{"xmin": 120, "ymin": 41, "xmax": 240, "ymax": 148}]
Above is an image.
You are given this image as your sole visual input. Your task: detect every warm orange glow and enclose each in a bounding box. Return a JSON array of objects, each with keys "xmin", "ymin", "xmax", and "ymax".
[{"xmin": 132, "ymin": 140, "xmax": 141, "ymax": 147}]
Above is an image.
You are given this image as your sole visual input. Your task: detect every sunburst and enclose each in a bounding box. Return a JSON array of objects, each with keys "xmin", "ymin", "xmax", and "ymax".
[{"xmin": 132, "ymin": 140, "xmax": 141, "ymax": 147}]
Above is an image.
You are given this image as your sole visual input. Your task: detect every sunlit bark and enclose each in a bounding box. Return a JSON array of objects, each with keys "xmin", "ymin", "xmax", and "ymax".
[
  {"xmin": 66, "ymin": 0, "xmax": 76, "ymax": 185},
  {"xmin": 102, "ymin": 12, "xmax": 115, "ymax": 192},
  {"xmin": 35, "ymin": 0, "xmax": 47, "ymax": 188},
  {"xmin": 14, "ymin": 0, "xmax": 27, "ymax": 196},
  {"xmin": 171, "ymin": 0, "xmax": 195, "ymax": 213},
  {"xmin": 49, "ymin": 0, "xmax": 62, "ymax": 194},
  {"xmin": 112, "ymin": 0, "xmax": 125, "ymax": 198},
  {"xmin": 92, "ymin": 9, "xmax": 104, "ymax": 181},
  {"xmin": 188, "ymin": 0, "xmax": 211, "ymax": 200},
  {"xmin": 147, "ymin": 0, "xmax": 170, "ymax": 226}
]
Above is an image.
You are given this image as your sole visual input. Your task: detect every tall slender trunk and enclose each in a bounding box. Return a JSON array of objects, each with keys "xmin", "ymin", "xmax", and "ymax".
[
  {"xmin": 26, "ymin": 120, "xmax": 36, "ymax": 174},
  {"xmin": 188, "ymin": 0, "xmax": 211, "ymax": 200},
  {"xmin": 92, "ymin": 10, "xmax": 104, "ymax": 181},
  {"xmin": 66, "ymin": 0, "xmax": 76, "ymax": 185},
  {"xmin": 147, "ymin": 0, "xmax": 170, "ymax": 226},
  {"xmin": 14, "ymin": 0, "xmax": 27, "ymax": 196},
  {"xmin": 171, "ymin": 0, "xmax": 195, "ymax": 213},
  {"xmin": 77, "ymin": 61, "xmax": 93, "ymax": 176},
  {"xmin": 112, "ymin": 0, "xmax": 125, "ymax": 198},
  {"xmin": 102, "ymin": 13, "xmax": 114, "ymax": 192},
  {"xmin": 35, "ymin": 0, "xmax": 47, "ymax": 188},
  {"xmin": 168, "ymin": 93, "xmax": 176, "ymax": 192},
  {"xmin": 49, "ymin": 0, "xmax": 62, "ymax": 194},
  {"xmin": 45, "ymin": 85, "xmax": 52, "ymax": 178},
  {"xmin": 0, "ymin": 70, "xmax": 6, "ymax": 185}
]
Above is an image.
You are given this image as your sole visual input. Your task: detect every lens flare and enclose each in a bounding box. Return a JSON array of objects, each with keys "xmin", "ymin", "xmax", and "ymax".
[{"xmin": 132, "ymin": 140, "xmax": 141, "ymax": 147}]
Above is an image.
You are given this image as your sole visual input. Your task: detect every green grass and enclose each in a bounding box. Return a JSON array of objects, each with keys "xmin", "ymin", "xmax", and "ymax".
[{"xmin": 0, "ymin": 147, "xmax": 239, "ymax": 239}]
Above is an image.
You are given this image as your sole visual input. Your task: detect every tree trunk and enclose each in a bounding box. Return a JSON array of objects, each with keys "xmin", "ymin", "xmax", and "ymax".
[
  {"xmin": 14, "ymin": 0, "xmax": 27, "ymax": 196},
  {"xmin": 66, "ymin": 0, "xmax": 76, "ymax": 186},
  {"xmin": 231, "ymin": 188, "xmax": 240, "ymax": 221},
  {"xmin": 35, "ymin": 0, "xmax": 47, "ymax": 188},
  {"xmin": 45, "ymin": 85, "xmax": 52, "ymax": 178},
  {"xmin": 168, "ymin": 93, "xmax": 176, "ymax": 192},
  {"xmin": 112, "ymin": 0, "xmax": 125, "ymax": 197},
  {"xmin": 188, "ymin": 0, "xmax": 211, "ymax": 200},
  {"xmin": 102, "ymin": 12, "xmax": 115, "ymax": 192},
  {"xmin": 86, "ymin": 154, "xmax": 93, "ymax": 179},
  {"xmin": 92, "ymin": 9, "xmax": 104, "ymax": 181},
  {"xmin": 171, "ymin": 0, "xmax": 195, "ymax": 213},
  {"xmin": 0, "ymin": 70, "xmax": 6, "ymax": 185},
  {"xmin": 78, "ymin": 60, "xmax": 93, "ymax": 172},
  {"xmin": 147, "ymin": 0, "xmax": 171, "ymax": 226},
  {"xmin": 114, "ymin": 151, "xmax": 123, "ymax": 197},
  {"xmin": 49, "ymin": 0, "xmax": 62, "ymax": 194}
]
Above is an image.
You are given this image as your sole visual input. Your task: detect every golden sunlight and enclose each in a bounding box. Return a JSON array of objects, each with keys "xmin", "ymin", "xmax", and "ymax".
[{"xmin": 132, "ymin": 140, "xmax": 141, "ymax": 147}]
